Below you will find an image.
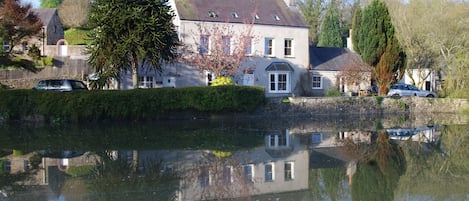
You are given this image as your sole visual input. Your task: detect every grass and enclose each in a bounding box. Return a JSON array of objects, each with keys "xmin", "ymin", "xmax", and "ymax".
[{"xmin": 64, "ymin": 28, "xmax": 91, "ymax": 45}]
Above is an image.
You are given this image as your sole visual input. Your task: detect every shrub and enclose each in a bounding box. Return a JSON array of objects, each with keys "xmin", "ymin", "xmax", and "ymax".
[
  {"xmin": 0, "ymin": 86, "xmax": 265, "ymax": 123},
  {"xmin": 27, "ymin": 44, "xmax": 41, "ymax": 61},
  {"xmin": 326, "ymin": 88, "xmax": 342, "ymax": 97},
  {"xmin": 211, "ymin": 76, "xmax": 234, "ymax": 86},
  {"xmin": 40, "ymin": 57, "xmax": 54, "ymax": 66}
]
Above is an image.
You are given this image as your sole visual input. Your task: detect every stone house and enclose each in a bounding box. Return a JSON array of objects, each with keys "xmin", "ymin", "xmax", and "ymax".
[
  {"xmin": 309, "ymin": 47, "xmax": 371, "ymax": 96},
  {"xmin": 14, "ymin": 8, "xmax": 65, "ymax": 57},
  {"xmin": 115, "ymin": 0, "xmax": 310, "ymax": 97}
]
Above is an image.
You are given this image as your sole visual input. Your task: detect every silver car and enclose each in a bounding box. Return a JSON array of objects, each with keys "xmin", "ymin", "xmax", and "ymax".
[{"xmin": 387, "ymin": 83, "xmax": 437, "ymax": 98}]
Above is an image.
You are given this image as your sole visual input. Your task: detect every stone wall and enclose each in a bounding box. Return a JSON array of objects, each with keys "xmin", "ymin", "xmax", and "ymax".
[{"xmin": 287, "ymin": 96, "xmax": 468, "ymax": 115}]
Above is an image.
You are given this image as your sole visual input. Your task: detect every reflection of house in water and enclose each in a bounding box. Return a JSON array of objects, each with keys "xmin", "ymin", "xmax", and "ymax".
[
  {"xmin": 118, "ymin": 128, "xmax": 310, "ymax": 200},
  {"xmin": 2, "ymin": 151, "xmax": 99, "ymax": 200}
]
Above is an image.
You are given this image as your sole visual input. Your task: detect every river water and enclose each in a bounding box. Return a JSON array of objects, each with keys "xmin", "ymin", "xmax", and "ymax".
[{"xmin": 0, "ymin": 113, "xmax": 468, "ymax": 201}]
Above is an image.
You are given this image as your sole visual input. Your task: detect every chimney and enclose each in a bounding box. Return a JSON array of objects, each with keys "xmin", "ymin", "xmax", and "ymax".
[{"xmin": 284, "ymin": 0, "xmax": 297, "ymax": 7}]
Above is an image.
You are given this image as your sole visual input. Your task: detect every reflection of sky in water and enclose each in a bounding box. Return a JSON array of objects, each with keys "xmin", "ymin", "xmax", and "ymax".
[{"xmin": 49, "ymin": 195, "xmax": 66, "ymax": 201}]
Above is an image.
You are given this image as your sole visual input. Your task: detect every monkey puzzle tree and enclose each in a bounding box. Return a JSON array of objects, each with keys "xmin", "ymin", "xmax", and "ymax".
[{"xmin": 86, "ymin": 0, "xmax": 179, "ymax": 89}]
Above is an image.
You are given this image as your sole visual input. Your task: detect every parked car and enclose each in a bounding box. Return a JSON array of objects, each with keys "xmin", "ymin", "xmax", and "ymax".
[
  {"xmin": 365, "ymin": 85, "xmax": 378, "ymax": 96},
  {"xmin": 32, "ymin": 79, "xmax": 88, "ymax": 91},
  {"xmin": 386, "ymin": 83, "xmax": 437, "ymax": 98}
]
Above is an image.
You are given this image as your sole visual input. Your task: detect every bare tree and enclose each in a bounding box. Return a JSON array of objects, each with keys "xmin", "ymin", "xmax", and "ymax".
[
  {"xmin": 179, "ymin": 20, "xmax": 258, "ymax": 83},
  {"xmin": 337, "ymin": 53, "xmax": 371, "ymax": 93},
  {"xmin": 180, "ymin": 151, "xmax": 257, "ymax": 201},
  {"xmin": 387, "ymin": 0, "xmax": 469, "ymax": 95},
  {"xmin": 58, "ymin": 0, "xmax": 89, "ymax": 28}
]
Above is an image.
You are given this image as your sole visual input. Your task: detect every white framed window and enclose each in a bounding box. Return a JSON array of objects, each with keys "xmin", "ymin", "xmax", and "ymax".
[
  {"xmin": 222, "ymin": 36, "xmax": 231, "ymax": 55},
  {"xmin": 264, "ymin": 38, "xmax": 274, "ymax": 56},
  {"xmin": 243, "ymin": 164, "xmax": 254, "ymax": 182},
  {"xmin": 138, "ymin": 76, "xmax": 154, "ymax": 88},
  {"xmin": 3, "ymin": 41, "xmax": 9, "ymax": 52},
  {"xmin": 312, "ymin": 75, "xmax": 322, "ymax": 89},
  {"xmin": 265, "ymin": 163, "xmax": 275, "ymax": 182},
  {"xmin": 245, "ymin": 37, "xmax": 253, "ymax": 55},
  {"xmin": 200, "ymin": 35, "xmax": 209, "ymax": 54},
  {"xmin": 268, "ymin": 132, "xmax": 289, "ymax": 147},
  {"xmin": 205, "ymin": 71, "xmax": 214, "ymax": 86},
  {"xmin": 284, "ymin": 39, "xmax": 293, "ymax": 57},
  {"xmin": 22, "ymin": 42, "xmax": 28, "ymax": 52},
  {"xmin": 269, "ymin": 72, "xmax": 290, "ymax": 93},
  {"xmin": 284, "ymin": 161, "xmax": 294, "ymax": 181}
]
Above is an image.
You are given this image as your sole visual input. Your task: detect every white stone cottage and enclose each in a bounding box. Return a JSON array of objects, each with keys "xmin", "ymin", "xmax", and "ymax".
[{"xmin": 116, "ymin": 0, "xmax": 310, "ymax": 97}]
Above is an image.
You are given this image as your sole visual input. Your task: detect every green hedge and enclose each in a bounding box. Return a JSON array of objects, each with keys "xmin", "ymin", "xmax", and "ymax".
[{"xmin": 0, "ymin": 86, "xmax": 265, "ymax": 123}]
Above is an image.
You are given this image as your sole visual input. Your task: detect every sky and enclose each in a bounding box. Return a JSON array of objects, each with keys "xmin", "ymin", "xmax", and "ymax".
[{"xmin": 21, "ymin": 0, "xmax": 40, "ymax": 8}]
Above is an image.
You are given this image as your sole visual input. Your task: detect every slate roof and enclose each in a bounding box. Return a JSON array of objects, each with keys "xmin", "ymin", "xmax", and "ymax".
[
  {"xmin": 31, "ymin": 8, "xmax": 57, "ymax": 26},
  {"xmin": 174, "ymin": 0, "xmax": 309, "ymax": 28},
  {"xmin": 310, "ymin": 47, "xmax": 369, "ymax": 71}
]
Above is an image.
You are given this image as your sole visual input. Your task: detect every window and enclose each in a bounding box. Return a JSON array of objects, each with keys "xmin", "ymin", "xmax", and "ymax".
[
  {"xmin": 245, "ymin": 37, "xmax": 253, "ymax": 55},
  {"xmin": 243, "ymin": 74, "xmax": 254, "ymax": 86},
  {"xmin": 22, "ymin": 42, "xmax": 28, "ymax": 52},
  {"xmin": 269, "ymin": 72, "xmax": 290, "ymax": 93},
  {"xmin": 200, "ymin": 35, "xmax": 209, "ymax": 54},
  {"xmin": 273, "ymin": 15, "xmax": 280, "ymax": 21},
  {"xmin": 243, "ymin": 164, "xmax": 254, "ymax": 182},
  {"xmin": 208, "ymin": 11, "xmax": 218, "ymax": 18},
  {"xmin": 222, "ymin": 36, "xmax": 231, "ymax": 55},
  {"xmin": 284, "ymin": 162, "xmax": 294, "ymax": 181},
  {"xmin": 199, "ymin": 167, "xmax": 210, "ymax": 187},
  {"xmin": 312, "ymin": 75, "xmax": 322, "ymax": 89},
  {"xmin": 269, "ymin": 132, "xmax": 288, "ymax": 147},
  {"xmin": 284, "ymin": 39, "xmax": 293, "ymax": 57},
  {"xmin": 206, "ymin": 71, "xmax": 214, "ymax": 86},
  {"xmin": 3, "ymin": 41, "xmax": 9, "ymax": 52},
  {"xmin": 264, "ymin": 38, "xmax": 274, "ymax": 56},
  {"xmin": 312, "ymin": 133, "xmax": 322, "ymax": 144},
  {"xmin": 231, "ymin": 12, "xmax": 239, "ymax": 18},
  {"xmin": 265, "ymin": 163, "xmax": 274, "ymax": 182},
  {"xmin": 138, "ymin": 76, "xmax": 154, "ymax": 88},
  {"xmin": 223, "ymin": 166, "xmax": 232, "ymax": 184}
]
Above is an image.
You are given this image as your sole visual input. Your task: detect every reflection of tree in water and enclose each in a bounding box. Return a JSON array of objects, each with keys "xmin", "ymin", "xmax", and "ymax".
[
  {"xmin": 88, "ymin": 151, "xmax": 179, "ymax": 201},
  {"xmin": 309, "ymin": 167, "xmax": 348, "ymax": 201},
  {"xmin": 181, "ymin": 151, "xmax": 257, "ymax": 201},
  {"xmin": 396, "ymin": 125, "xmax": 469, "ymax": 200},
  {"xmin": 343, "ymin": 130, "xmax": 406, "ymax": 201}
]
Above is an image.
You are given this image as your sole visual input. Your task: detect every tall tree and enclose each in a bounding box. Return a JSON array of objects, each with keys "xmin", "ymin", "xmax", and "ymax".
[
  {"xmin": 318, "ymin": 7, "xmax": 343, "ymax": 47},
  {"xmin": 0, "ymin": 0, "xmax": 42, "ymax": 56},
  {"xmin": 40, "ymin": 0, "xmax": 62, "ymax": 8},
  {"xmin": 354, "ymin": 0, "xmax": 405, "ymax": 94},
  {"xmin": 299, "ymin": 0, "xmax": 326, "ymax": 46},
  {"xmin": 58, "ymin": 0, "xmax": 89, "ymax": 28},
  {"xmin": 351, "ymin": 4, "xmax": 361, "ymax": 53},
  {"xmin": 86, "ymin": 0, "xmax": 180, "ymax": 89}
]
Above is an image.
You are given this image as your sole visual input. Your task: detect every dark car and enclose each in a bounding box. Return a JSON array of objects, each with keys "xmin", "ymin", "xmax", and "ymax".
[{"xmin": 32, "ymin": 79, "xmax": 88, "ymax": 91}]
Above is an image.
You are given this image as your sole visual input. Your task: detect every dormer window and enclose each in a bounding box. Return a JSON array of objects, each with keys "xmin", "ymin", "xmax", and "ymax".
[
  {"xmin": 273, "ymin": 15, "xmax": 280, "ymax": 21},
  {"xmin": 208, "ymin": 11, "xmax": 218, "ymax": 18},
  {"xmin": 231, "ymin": 12, "xmax": 239, "ymax": 18},
  {"xmin": 253, "ymin": 14, "xmax": 260, "ymax": 20}
]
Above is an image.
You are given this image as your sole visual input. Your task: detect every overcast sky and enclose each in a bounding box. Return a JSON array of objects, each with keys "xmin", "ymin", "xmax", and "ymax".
[{"xmin": 21, "ymin": 0, "xmax": 40, "ymax": 8}]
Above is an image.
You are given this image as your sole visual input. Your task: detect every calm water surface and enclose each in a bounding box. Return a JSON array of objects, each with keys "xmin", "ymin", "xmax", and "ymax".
[{"xmin": 0, "ymin": 114, "xmax": 468, "ymax": 201}]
